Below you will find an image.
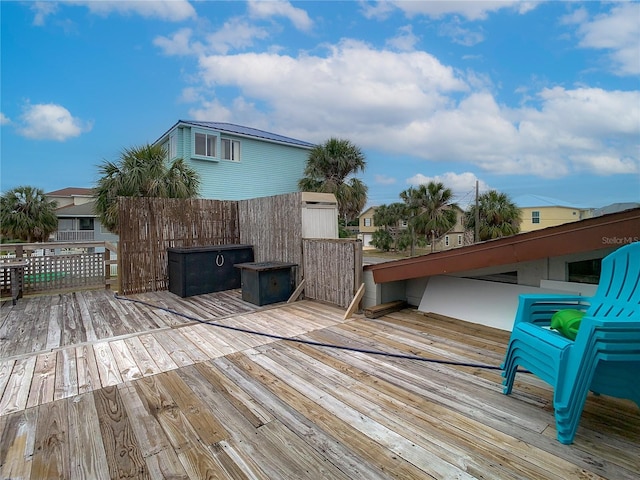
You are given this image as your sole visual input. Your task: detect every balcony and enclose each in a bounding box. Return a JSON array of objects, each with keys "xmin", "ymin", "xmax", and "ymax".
[{"xmin": 53, "ymin": 229, "xmax": 95, "ymax": 241}]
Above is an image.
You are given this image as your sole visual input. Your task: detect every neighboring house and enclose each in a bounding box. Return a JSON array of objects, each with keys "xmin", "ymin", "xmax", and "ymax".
[
  {"xmin": 363, "ymin": 208, "xmax": 640, "ymax": 331},
  {"xmin": 357, "ymin": 205, "xmax": 468, "ymax": 251},
  {"xmin": 432, "ymin": 206, "xmax": 469, "ymax": 251},
  {"xmin": 515, "ymin": 194, "xmax": 593, "ymax": 233},
  {"xmin": 154, "ymin": 120, "xmax": 315, "ymax": 200},
  {"xmin": 46, "ymin": 188, "xmax": 119, "ymax": 244},
  {"xmin": 358, "ymin": 206, "xmax": 378, "ymax": 247}
]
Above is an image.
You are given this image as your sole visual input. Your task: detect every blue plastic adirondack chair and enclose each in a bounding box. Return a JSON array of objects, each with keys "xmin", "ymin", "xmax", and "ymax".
[{"xmin": 501, "ymin": 242, "xmax": 640, "ymax": 444}]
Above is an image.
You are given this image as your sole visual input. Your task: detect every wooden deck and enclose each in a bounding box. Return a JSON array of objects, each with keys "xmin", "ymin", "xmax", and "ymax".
[{"xmin": 1, "ymin": 289, "xmax": 638, "ymax": 479}]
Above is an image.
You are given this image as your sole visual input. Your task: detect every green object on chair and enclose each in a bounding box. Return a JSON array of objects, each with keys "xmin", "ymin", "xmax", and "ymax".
[{"xmin": 551, "ymin": 309, "xmax": 585, "ymax": 340}]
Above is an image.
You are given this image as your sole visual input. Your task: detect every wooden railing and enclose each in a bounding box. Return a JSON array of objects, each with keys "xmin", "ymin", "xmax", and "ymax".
[{"xmin": 0, "ymin": 241, "xmax": 118, "ymax": 298}]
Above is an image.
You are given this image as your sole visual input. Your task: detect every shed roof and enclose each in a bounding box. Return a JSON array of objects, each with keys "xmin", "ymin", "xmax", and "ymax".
[{"xmin": 365, "ymin": 207, "xmax": 640, "ymax": 284}]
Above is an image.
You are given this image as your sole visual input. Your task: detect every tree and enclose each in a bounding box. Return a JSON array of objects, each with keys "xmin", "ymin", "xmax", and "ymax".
[
  {"xmin": 0, "ymin": 186, "xmax": 58, "ymax": 242},
  {"xmin": 298, "ymin": 138, "xmax": 368, "ymax": 224},
  {"xmin": 465, "ymin": 190, "xmax": 521, "ymax": 241},
  {"xmin": 373, "ymin": 202, "xmax": 407, "ymax": 251},
  {"xmin": 94, "ymin": 144, "xmax": 200, "ymax": 234},
  {"xmin": 399, "ymin": 182, "xmax": 458, "ymax": 256},
  {"xmin": 371, "ymin": 229, "xmax": 393, "ymax": 251}
]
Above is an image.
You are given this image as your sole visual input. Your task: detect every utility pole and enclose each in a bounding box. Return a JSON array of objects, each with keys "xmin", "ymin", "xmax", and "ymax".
[{"xmin": 474, "ymin": 180, "xmax": 480, "ymax": 243}]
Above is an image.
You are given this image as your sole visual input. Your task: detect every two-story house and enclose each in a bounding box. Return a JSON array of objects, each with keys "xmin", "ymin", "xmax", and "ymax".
[
  {"xmin": 154, "ymin": 121, "xmax": 315, "ymax": 200},
  {"xmin": 515, "ymin": 194, "xmax": 593, "ymax": 233},
  {"xmin": 358, "ymin": 206, "xmax": 378, "ymax": 248},
  {"xmin": 358, "ymin": 205, "xmax": 468, "ymax": 252},
  {"xmin": 46, "ymin": 187, "xmax": 118, "ymax": 244}
]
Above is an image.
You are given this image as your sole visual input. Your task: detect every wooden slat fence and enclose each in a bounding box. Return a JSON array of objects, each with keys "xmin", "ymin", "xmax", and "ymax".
[
  {"xmin": 302, "ymin": 238, "xmax": 363, "ymax": 308},
  {"xmin": 117, "ymin": 197, "xmax": 240, "ymax": 294},
  {"xmin": 116, "ymin": 195, "xmax": 363, "ymax": 309},
  {"xmin": 239, "ymin": 193, "xmax": 303, "ymax": 284}
]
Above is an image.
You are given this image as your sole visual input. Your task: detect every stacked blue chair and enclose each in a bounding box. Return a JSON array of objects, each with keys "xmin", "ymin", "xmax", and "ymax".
[{"xmin": 501, "ymin": 242, "xmax": 640, "ymax": 444}]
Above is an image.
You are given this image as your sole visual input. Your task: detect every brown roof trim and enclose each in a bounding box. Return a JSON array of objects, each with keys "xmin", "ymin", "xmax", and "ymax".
[
  {"xmin": 366, "ymin": 208, "xmax": 640, "ymax": 284},
  {"xmin": 47, "ymin": 187, "xmax": 94, "ymax": 197}
]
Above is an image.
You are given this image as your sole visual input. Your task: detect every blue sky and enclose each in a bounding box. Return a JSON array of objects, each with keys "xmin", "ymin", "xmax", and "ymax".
[{"xmin": 1, "ymin": 1, "xmax": 639, "ymax": 210}]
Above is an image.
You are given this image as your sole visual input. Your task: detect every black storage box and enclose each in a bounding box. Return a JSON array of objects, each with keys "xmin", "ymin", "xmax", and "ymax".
[
  {"xmin": 235, "ymin": 261, "xmax": 297, "ymax": 306},
  {"xmin": 168, "ymin": 244, "xmax": 254, "ymax": 297}
]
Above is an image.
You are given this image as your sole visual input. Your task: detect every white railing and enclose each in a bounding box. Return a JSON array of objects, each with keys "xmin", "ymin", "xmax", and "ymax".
[{"xmin": 54, "ymin": 230, "xmax": 95, "ymax": 242}]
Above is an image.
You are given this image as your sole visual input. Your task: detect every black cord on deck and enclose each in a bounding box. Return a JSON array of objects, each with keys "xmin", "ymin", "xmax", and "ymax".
[{"xmin": 115, "ymin": 292, "xmax": 520, "ymax": 372}]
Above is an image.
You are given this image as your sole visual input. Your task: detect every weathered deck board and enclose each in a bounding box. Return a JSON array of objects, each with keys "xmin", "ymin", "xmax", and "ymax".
[{"xmin": 1, "ymin": 290, "xmax": 639, "ymax": 480}]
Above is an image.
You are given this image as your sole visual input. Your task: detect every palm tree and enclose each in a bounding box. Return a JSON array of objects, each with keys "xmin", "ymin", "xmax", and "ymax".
[
  {"xmin": 373, "ymin": 202, "xmax": 407, "ymax": 251},
  {"xmin": 94, "ymin": 144, "xmax": 200, "ymax": 234},
  {"xmin": 0, "ymin": 186, "xmax": 58, "ymax": 242},
  {"xmin": 298, "ymin": 138, "xmax": 368, "ymax": 225},
  {"xmin": 465, "ymin": 190, "xmax": 521, "ymax": 241},
  {"xmin": 400, "ymin": 182, "xmax": 458, "ymax": 256}
]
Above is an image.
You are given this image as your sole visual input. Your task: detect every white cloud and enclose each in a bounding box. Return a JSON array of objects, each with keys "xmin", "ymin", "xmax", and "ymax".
[
  {"xmin": 31, "ymin": 1, "xmax": 58, "ymax": 26},
  {"xmin": 182, "ymin": 36, "xmax": 637, "ymax": 180},
  {"xmin": 438, "ymin": 18, "xmax": 484, "ymax": 46},
  {"xmin": 196, "ymin": 39, "xmax": 467, "ymax": 138},
  {"xmin": 154, "ymin": 28, "xmax": 200, "ymax": 56},
  {"xmin": 248, "ymin": 0, "xmax": 313, "ymax": 32},
  {"xmin": 360, "ymin": 0, "xmax": 396, "ymax": 20},
  {"xmin": 18, "ymin": 103, "xmax": 92, "ymax": 141},
  {"xmin": 386, "ymin": 25, "xmax": 420, "ymax": 52},
  {"xmin": 205, "ymin": 18, "xmax": 270, "ymax": 54},
  {"xmin": 0, "ymin": 113, "xmax": 10, "ymax": 125},
  {"xmin": 570, "ymin": 154, "xmax": 638, "ymax": 176},
  {"xmin": 391, "ymin": 0, "xmax": 537, "ymax": 21},
  {"xmin": 189, "ymin": 97, "xmax": 270, "ymax": 128},
  {"xmin": 573, "ymin": 3, "xmax": 640, "ymax": 76},
  {"xmin": 31, "ymin": 0, "xmax": 196, "ymax": 26},
  {"xmin": 374, "ymin": 174, "xmax": 397, "ymax": 185},
  {"xmin": 78, "ymin": 0, "xmax": 196, "ymax": 22}
]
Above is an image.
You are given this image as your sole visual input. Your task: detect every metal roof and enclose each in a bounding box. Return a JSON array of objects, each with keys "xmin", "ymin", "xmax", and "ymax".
[
  {"xmin": 514, "ymin": 194, "xmax": 591, "ymax": 209},
  {"xmin": 158, "ymin": 120, "xmax": 315, "ymax": 149}
]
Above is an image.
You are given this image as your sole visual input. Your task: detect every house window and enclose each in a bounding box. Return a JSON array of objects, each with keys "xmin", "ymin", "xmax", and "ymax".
[
  {"xmin": 194, "ymin": 132, "xmax": 217, "ymax": 158},
  {"xmin": 400, "ymin": 220, "xmax": 408, "ymax": 228},
  {"xmin": 221, "ymin": 138, "xmax": 241, "ymax": 161},
  {"xmin": 457, "ymin": 234, "xmax": 462, "ymax": 246},
  {"xmin": 445, "ymin": 235, "xmax": 450, "ymax": 247},
  {"xmin": 364, "ymin": 218, "xmax": 372, "ymax": 227},
  {"xmin": 79, "ymin": 218, "xmax": 94, "ymax": 231},
  {"xmin": 168, "ymin": 133, "xmax": 177, "ymax": 159},
  {"xmin": 532, "ymin": 211, "xmax": 540, "ymax": 224},
  {"xmin": 58, "ymin": 219, "xmax": 74, "ymax": 231}
]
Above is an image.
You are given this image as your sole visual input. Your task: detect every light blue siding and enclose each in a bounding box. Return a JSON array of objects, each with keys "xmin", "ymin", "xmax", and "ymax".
[{"xmin": 160, "ymin": 123, "xmax": 312, "ymax": 200}]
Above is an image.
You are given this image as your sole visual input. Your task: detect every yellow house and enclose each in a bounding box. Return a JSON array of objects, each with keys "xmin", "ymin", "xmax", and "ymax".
[
  {"xmin": 358, "ymin": 206, "xmax": 379, "ymax": 248},
  {"xmin": 516, "ymin": 195, "xmax": 593, "ymax": 233}
]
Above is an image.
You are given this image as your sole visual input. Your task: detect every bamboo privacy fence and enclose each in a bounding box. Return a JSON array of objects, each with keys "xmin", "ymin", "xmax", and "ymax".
[{"xmin": 117, "ymin": 195, "xmax": 363, "ymax": 309}]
